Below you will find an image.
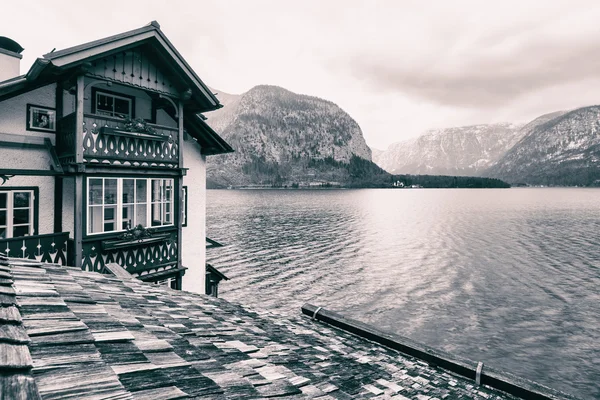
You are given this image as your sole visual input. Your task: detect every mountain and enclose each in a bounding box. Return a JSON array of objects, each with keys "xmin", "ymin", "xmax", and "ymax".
[
  {"xmin": 373, "ymin": 123, "xmax": 524, "ymax": 176},
  {"xmin": 484, "ymin": 106, "xmax": 600, "ymax": 186},
  {"xmin": 205, "ymin": 85, "xmax": 378, "ymax": 187}
]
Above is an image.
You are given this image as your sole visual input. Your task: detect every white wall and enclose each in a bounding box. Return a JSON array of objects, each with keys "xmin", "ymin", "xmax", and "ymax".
[
  {"xmin": 181, "ymin": 138, "xmax": 206, "ymax": 293},
  {"xmin": 62, "ymin": 177, "xmax": 75, "ymax": 238},
  {"xmin": 0, "ymin": 84, "xmax": 56, "ymax": 144},
  {"xmin": 1, "ymin": 175, "xmax": 55, "ymax": 235},
  {"xmin": 0, "ymin": 53, "xmax": 20, "ymax": 83}
]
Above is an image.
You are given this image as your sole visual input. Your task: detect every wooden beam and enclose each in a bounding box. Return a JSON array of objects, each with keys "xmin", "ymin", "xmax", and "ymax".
[
  {"xmin": 75, "ymin": 75, "xmax": 84, "ymax": 164},
  {"xmin": 44, "ymin": 138, "xmax": 63, "ymax": 174},
  {"xmin": 0, "ymin": 169, "xmax": 61, "ymax": 176},
  {"xmin": 178, "ymin": 100, "xmax": 184, "ymax": 167},
  {"xmin": 54, "ymin": 176, "xmax": 63, "ymax": 233},
  {"xmin": 73, "ymin": 174, "xmax": 83, "ymax": 270},
  {"xmin": 301, "ymin": 304, "xmax": 580, "ymax": 400},
  {"xmin": 176, "ymin": 101, "xmax": 184, "ymax": 285}
]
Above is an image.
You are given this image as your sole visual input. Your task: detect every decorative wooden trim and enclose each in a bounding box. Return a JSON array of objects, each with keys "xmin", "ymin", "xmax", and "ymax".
[
  {"xmin": 100, "ymin": 126, "xmax": 168, "ymax": 141},
  {"xmin": 83, "ymin": 113, "xmax": 178, "ymax": 132},
  {"xmin": 26, "ymin": 104, "xmax": 57, "ymax": 133},
  {"xmin": 101, "ymin": 232, "xmax": 171, "ymax": 251}
]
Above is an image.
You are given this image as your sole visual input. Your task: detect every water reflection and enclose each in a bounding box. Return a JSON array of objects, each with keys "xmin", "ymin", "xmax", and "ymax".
[{"xmin": 207, "ymin": 188, "xmax": 600, "ymax": 399}]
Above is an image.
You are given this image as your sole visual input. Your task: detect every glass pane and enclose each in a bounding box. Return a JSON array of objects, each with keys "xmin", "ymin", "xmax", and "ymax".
[
  {"xmin": 114, "ymin": 98, "xmax": 131, "ymax": 118},
  {"xmin": 104, "ymin": 206, "xmax": 115, "ymax": 222},
  {"xmin": 97, "ymin": 94, "xmax": 114, "ymax": 115},
  {"xmin": 13, "ymin": 209, "xmax": 30, "ymax": 225},
  {"xmin": 123, "ymin": 179, "xmax": 135, "ymax": 204},
  {"xmin": 0, "ymin": 193, "xmax": 6, "ymax": 209},
  {"xmin": 136, "ymin": 204, "xmax": 147, "ymax": 228},
  {"xmin": 122, "ymin": 204, "xmax": 134, "ymax": 229},
  {"xmin": 0, "ymin": 210, "xmax": 5, "ymax": 226},
  {"xmin": 89, "ymin": 206, "xmax": 103, "ymax": 233},
  {"xmin": 13, "ymin": 225, "xmax": 30, "ymax": 237},
  {"xmin": 104, "ymin": 205, "xmax": 116, "ymax": 232},
  {"xmin": 151, "ymin": 203, "xmax": 162, "ymax": 226},
  {"xmin": 136, "ymin": 180, "xmax": 147, "ymax": 203},
  {"xmin": 164, "ymin": 181, "xmax": 172, "ymax": 201},
  {"xmin": 151, "ymin": 180, "xmax": 162, "ymax": 202},
  {"xmin": 104, "ymin": 179, "xmax": 117, "ymax": 205},
  {"xmin": 0, "ymin": 227, "xmax": 5, "ymax": 239},
  {"xmin": 14, "ymin": 192, "xmax": 31, "ymax": 208},
  {"xmin": 89, "ymin": 179, "xmax": 103, "ymax": 205}
]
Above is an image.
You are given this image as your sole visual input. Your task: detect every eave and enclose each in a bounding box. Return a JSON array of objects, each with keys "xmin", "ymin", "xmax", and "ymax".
[{"xmin": 185, "ymin": 115, "xmax": 234, "ymax": 156}]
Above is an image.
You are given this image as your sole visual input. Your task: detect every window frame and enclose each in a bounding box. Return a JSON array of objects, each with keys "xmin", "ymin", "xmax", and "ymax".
[
  {"xmin": 0, "ymin": 187, "xmax": 39, "ymax": 239},
  {"xmin": 91, "ymin": 87, "xmax": 136, "ymax": 119},
  {"xmin": 181, "ymin": 186, "xmax": 188, "ymax": 227},
  {"xmin": 86, "ymin": 177, "xmax": 175, "ymax": 236},
  {"xmin": 26, "ymin": 104, "xmax": 56, "ymax": 133}
]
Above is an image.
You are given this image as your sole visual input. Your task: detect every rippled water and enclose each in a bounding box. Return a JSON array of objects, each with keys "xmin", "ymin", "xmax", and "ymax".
[{"xmin": 206, "ymin": 188, "xmax": 600, "ymax": 399}]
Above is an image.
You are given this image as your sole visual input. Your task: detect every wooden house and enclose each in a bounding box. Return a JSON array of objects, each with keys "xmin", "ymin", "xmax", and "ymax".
[{"xmin": 0, "ymin": 21, "xmax": 233, "ymax": 293}]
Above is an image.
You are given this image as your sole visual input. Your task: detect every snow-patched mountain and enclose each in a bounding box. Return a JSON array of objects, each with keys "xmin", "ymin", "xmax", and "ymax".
[
  {"xmin": 373, "ymin": 123, "xmax": 524, "ymax": 176},
  {"xmin": 205, "ymin": 85, "xmax": 375, "ymax": 187},
  {"xmin": 484, "ymin": 106, "xmax": 600, "ymax": 186}
]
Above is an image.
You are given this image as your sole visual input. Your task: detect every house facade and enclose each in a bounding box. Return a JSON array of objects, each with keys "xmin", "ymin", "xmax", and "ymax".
[{"xmin": 0, "ymin": 22, "xmax": 232, "ymax": 293}]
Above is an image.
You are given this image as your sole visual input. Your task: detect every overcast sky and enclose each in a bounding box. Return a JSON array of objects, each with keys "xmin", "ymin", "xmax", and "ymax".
[{"xmin": 5, "ymin": 1, "xmax": 600, "ymax": 149}]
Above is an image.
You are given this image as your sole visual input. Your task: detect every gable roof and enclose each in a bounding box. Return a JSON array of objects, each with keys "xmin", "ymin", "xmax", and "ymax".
[
  {"xmin": 0, "ymin": 21, "xmax": 221, "ymax": 114},
  {"xmin": 0, "ymin": 257, "xmax": 529, "ymax": 400}
]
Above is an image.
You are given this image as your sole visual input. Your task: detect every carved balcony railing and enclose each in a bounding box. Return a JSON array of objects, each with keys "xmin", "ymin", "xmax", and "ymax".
[
  {"xmin": 57, "ymin": 113, "xmax": 179, "ymax": 168},
  {"xmin": 81, "ymin": 231, "xmax": 178, "ymax": 275},
  {"xmin": 0, "ymin": 232, "xmax": 70, "ymax": 265}
]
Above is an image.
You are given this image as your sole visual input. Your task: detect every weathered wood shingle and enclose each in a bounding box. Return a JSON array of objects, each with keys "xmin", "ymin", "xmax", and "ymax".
[{"xmin": 0, "ymin": 256, "xmax": 526, "ymax": 400}]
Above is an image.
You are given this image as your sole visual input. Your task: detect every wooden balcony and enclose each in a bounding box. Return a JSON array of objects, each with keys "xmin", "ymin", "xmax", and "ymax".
[
  {"xmin": 81, "ymin": 230, "xmax": 178, "ymax": 275},
  {"xmin": 57, "ymin": 113, "xmax": 179, "ymax": 168},
  {"xmin": 0, "ymin": 232, "xmax": 70, "ymax": 265}
]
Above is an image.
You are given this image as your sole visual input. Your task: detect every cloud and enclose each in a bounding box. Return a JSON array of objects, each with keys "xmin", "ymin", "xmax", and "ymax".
[{"xmin": 331, "ymin": 3, "xmax": 600, "ymax": 108}]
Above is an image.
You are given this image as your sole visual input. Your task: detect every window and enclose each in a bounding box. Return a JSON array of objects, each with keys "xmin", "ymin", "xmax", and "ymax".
[
  {"xmin": 151, "ymin": 179, "xmax": 173, "ymax": 227},
  {"xmin": 0, "ymin": 190, "xmax": 36, "ymax": 239},
  {"xmin": 92, "ymin": 88, "xmax": 134, "ymax": 119},
  {"xmin": 87, "ymin": 178, "xmax": 174, "ymax": 235}
]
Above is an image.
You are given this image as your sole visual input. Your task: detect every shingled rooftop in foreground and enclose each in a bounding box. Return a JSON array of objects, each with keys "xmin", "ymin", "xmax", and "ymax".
[{"xmin": 0, "ymin": 256, "xmax": 557, "ymax": 399}]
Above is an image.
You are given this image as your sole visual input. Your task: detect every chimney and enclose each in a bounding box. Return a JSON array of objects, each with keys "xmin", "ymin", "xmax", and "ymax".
[{"xmin": 0, "ymin": 37, "xmax": 24, "ymax": 82}]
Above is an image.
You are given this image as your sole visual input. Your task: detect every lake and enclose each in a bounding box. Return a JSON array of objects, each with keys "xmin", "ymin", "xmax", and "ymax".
[{"xmin": 206, "ymin": 188, "xmax": 600, "ymax": 399}]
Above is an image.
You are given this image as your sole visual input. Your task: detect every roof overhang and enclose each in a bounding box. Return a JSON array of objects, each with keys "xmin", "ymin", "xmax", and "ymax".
[
  {"xmin": 0, "ymin": 21, "xmax": 221, "ymax": 113},
  {"xmin": 185, "ymin": 114, "xmax": 234, "ymax": 156}
]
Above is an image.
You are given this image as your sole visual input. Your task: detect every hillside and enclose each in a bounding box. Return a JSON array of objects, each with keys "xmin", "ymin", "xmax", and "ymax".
[
  {"xmin": 484, "ymin": 106, "xmax": 600, "ymax": 186},
  {"xmin": 205, "ymin": 85, "xmax": 376, "ymax": 187},
  {"xmin": 373, "ymin": 123, "xmax": 524, "ymax": 176}
]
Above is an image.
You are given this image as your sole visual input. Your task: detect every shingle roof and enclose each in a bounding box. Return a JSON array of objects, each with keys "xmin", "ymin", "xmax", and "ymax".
[{"xmin": 0, "ymin": 256, "xmax": 517, "ymax": 400}]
